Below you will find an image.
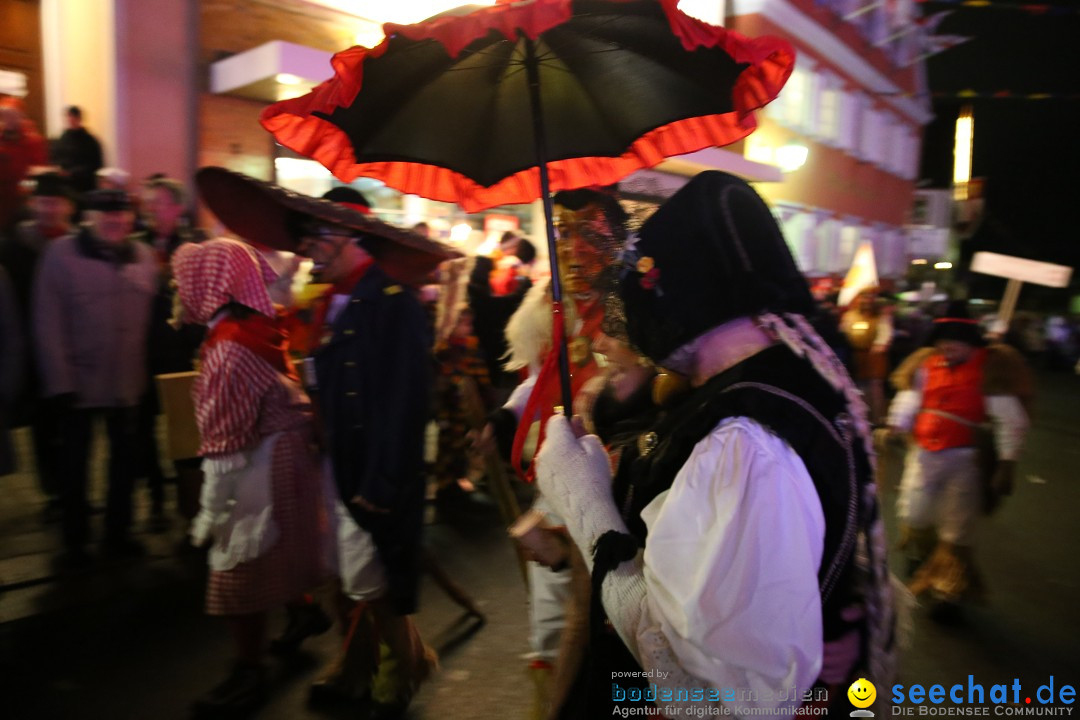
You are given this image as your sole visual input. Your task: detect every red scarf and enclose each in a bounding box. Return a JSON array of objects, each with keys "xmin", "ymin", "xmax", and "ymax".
[
  {"xmin": 511, "ymin": 296, "xmax": 604, "ymax": 481},
  {"xmin": 203, "ymin": 312, "xmax": 299, "ymax": 381},
  {"xmin": 311, "ymin": 258, "xmax": 375, "ymax": 332}
]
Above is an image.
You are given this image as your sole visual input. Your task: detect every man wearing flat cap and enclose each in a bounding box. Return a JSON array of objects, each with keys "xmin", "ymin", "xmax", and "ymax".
[{"xmin": 33, "ymin": 187, "xmax": 158, "ymax": 563}]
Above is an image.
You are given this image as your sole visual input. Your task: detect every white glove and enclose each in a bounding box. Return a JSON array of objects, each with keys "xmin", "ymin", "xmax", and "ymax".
[
  {"xmin": 189, "ymin": 508, "xmax": 217, "ymax": 547},
  {"xmin": 189, "ymin": 454, "xmax": 242, "ymax": 547},
  {"xmin": 535, "ymin": 414, "xmax": 628, "ymax": 570}
]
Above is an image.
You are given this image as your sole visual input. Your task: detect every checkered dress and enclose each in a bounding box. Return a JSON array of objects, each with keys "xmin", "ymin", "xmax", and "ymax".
[{"xmin": 198, "ymin": 340, "xmax": 328, "ymax": 616}]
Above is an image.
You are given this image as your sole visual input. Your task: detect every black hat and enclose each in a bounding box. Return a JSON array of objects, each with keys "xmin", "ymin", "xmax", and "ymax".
[
  {"xmin": 195, "ymin": 167, "xmax": 461, "ymax": 285},
  {"xmin": 84, "ymin": 188, "xmax": 132, "ymax": 212},
  {"xmin": 321, "ymin": 186, "xmax": 371, "ymax": 211},
  {"xmin": 928, "ymin": 300, "xmax": 985, "ymax": 346},
  {"xmin": 515, "ymin": 238, "xmax": 537, "ymax": 265},
  {"xmin": 618, "ymin": 171, "xmax": 815, "ymax": 364},
  {"xmin": 30, "ymin": 172, "xmax": 72, "ymax": 199}
]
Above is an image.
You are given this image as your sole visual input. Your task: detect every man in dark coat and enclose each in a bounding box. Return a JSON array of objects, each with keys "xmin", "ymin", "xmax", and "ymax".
[
  {"xmin": 0, "ymin": 172, "xmax": 74, "ymax": 515},
  {"xmin": 51, "ymin": 106, "xmax": 103, "ymax": 195},
  {"xmin": 300, "ymin": 187, "xmax": 438, "ymax": 715}
]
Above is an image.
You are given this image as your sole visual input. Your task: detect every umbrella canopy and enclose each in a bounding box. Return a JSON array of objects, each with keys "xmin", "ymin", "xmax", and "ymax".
[
  {"xmin": 260, "ymin": 0, "xmax": 793, "ymax": 414},
  {"xmin": 261, "ymin": 0, "xmax": 794, "ymax": 213}
]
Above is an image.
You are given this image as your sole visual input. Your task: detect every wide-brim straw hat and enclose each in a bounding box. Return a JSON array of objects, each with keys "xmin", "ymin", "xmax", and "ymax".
[{"xmin": 195, "ymin": 166, "xmax": 461, "ymax": 285}]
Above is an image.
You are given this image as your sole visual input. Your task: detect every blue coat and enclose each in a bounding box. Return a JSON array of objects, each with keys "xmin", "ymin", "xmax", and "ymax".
[{"xmin": 313, "ymin": 264, "xmax": 433, "ymax": 614}]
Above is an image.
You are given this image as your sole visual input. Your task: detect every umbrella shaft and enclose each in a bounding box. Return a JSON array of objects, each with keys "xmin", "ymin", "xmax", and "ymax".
[{"xmin": 523, "ymin": 34, "xmax": 573, "ymax": 417}]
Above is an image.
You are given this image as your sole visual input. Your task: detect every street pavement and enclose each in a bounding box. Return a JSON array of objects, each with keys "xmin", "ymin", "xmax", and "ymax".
[{"xmin": 1, "ymin": 370, "xmax": 1078, "ymax": 720}]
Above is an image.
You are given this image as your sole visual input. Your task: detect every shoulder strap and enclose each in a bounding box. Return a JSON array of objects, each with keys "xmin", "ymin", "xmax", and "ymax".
[{"xmin": 622, "ymin": 346, "xmax": 868, "ymax": 605}]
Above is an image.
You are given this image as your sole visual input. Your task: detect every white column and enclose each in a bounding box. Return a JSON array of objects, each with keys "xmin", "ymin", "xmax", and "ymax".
[
  {"xmin": 43, "ymin": 0, "xmax": 198, "ymax": 183},
  {"xmin": 41, "ymin": 0, "xmax": 118, "ymax": 162},
  {"xmin": 112, "ymin": 0, "xmax": 198, "ymax": 183}
]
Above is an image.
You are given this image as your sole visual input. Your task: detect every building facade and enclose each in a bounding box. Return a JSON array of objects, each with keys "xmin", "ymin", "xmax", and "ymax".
[{"xmin": 2, "ymin": 0, "xmax": 936, "ymax": 280}]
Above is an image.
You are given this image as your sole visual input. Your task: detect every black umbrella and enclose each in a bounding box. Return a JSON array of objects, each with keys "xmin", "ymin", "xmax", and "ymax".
[{"xmin": 262, "ymin": 0, "xmax": 793, "ymax": 412}]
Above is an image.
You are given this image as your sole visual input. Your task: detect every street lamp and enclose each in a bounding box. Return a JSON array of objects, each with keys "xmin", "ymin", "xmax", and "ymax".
[
  {"xmin": 775, "ymin": 143, "xmax": 809, "ymax": 173},
  {"xmin": 953, "ymin": 105, "xmax": 973, "ymax": 201}
]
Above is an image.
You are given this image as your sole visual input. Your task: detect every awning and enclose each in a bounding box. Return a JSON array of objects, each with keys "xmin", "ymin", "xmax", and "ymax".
[
  {"xmin": 209, "ymin": 41, "xmax": 332, "ymax": 102},
  {"xmin": 658, "ymin": 146, "xmax": 782, "ymax": 183}
]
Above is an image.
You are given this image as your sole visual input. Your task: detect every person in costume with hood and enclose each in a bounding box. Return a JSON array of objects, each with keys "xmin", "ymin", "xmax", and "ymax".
[
  {"xmin": 534, "ymin": 172, "xmax": 898, "ymax": 719},
  {"xmin": 173, "ymin": 237, "xmax": 329, "ymax": 716},
  {"xmin": 887, "ymin": 300, "xmax": 1032, "ymax": 617}
]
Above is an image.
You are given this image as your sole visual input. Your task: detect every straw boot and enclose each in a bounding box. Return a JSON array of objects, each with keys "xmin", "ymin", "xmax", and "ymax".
[
  {"xmin": 308, "ymin": 603, "xmax": 378, "ymax": 705},
  {"xmin": 527, "ymin": 660, "xmax": 553, "ymax": 720}
]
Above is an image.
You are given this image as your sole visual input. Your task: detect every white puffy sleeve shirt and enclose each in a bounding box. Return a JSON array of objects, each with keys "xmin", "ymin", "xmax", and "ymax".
[{"xmin": 637, "ymin": 416, "xmax": 826, "ymax": 711}]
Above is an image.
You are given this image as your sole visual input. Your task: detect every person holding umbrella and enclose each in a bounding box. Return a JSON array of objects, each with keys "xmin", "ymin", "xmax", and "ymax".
[
  {"xmin": 534, "ymin": 172, "xmax": 898, "ymax": 718},
  {"xmin": 485, "ymin": 187, "xmax": 630, "ymax": 716}
]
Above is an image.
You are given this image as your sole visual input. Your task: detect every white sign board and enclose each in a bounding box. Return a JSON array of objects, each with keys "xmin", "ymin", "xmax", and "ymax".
[
  {"xmin": 970, "ymin": 252, "xmax": 1073, "ymax": 288},
  {"xmin": 905, "ymin": 226, "xmax": 949, "ymax": 258}
]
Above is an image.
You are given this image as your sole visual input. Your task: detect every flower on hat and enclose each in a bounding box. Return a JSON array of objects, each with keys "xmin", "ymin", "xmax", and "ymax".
[
  {"xmin": 641, "ymin": 266, "xmax": 660, "ymax": 290},
  {"xmin": 636, "ymin": 256, "xmax": 655, "ymax": 274}
]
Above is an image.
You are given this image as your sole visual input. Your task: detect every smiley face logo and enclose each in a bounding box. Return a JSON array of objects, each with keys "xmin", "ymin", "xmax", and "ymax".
[{"xmin": 848, "ymin": 678, "xmax": 877, "ymax": 709}]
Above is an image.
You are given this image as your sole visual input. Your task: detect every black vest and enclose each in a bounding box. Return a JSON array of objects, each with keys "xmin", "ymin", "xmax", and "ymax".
[
  {"xmin": 613, "ymin": 344, "xmax": 872, "ymax": 631},
  {"xmin": 565, "ymin": 345, "xmax": 878, "ymax": 718}
]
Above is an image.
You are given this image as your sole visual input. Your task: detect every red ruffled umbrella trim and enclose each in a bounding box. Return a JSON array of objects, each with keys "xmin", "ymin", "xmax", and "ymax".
[{"xmin": 260, "ymin": 0, "xmax": 793, "ymax": 213}]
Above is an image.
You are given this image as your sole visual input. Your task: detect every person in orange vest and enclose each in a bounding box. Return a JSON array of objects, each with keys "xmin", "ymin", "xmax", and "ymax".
[{"xmin": 887, "ymin": 300, "xmax": 1032, "ymax": 619}]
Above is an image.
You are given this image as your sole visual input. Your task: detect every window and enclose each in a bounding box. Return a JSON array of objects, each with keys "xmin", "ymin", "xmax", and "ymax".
[
  {"xmin": 887, "ymin": 124, "xmax": 913, "ymax": 180},
  {"xmin": 816, "ymin": 74, "xmax": 840, "ymax": 145},
  {"xmin": 769, "ymin": 62, "xmax": 813, "ymax": 132},
  {"xmin": 815, "ymin": 218, "xmax": 841, "ymax": 273},
  {"xmin": 779, "ymin": 209, "xmax": 813, "ymax": 271},
  {"xmin": 838, "ymin": 90, "xmax": 861, "ymax": 154},
  {"xmin": 785, "ymin": 65, "xmax": 810, "ymax": 130},
  {"xmin": 904, "ymin": 128, "xmax": 922, "ymax": 180},
  {"xmin": 872, "ymin": 111, "xmax": 891, "ymax": 168},
  {"xmin": 838, "ymin": 224, "xmax": 861, "ymax": 271}
]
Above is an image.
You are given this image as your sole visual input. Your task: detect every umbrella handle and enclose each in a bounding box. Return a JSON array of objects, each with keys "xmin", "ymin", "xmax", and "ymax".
[{"xmin": 524, "ymin": 35, "xmax": 573, "ymax": 418}]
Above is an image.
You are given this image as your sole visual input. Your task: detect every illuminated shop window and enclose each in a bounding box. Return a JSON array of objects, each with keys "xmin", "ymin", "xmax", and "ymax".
[{"xmin": 815, "ymin": 73, "xmax": 840, "ymax": 145}]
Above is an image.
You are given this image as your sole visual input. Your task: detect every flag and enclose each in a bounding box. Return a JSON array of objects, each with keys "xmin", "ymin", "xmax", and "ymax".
[
  {"xmin": 927, "ymin": 33, "xmax": 973, "ymax": 54},
  {"xmin": 839, "ymin": 241, "xmax": 880, "ymax": 309},
  {"xmin": 919, "ymin": 9, "xmax": 953, "ymax": 32}
]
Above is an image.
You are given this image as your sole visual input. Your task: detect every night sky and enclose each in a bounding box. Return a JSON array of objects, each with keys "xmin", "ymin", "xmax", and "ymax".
[{"xmin": 917, "ymin": 1, "xmax": 1080, "ymax": 303}]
